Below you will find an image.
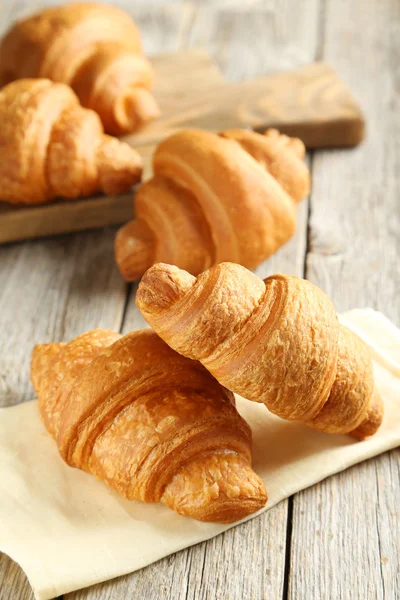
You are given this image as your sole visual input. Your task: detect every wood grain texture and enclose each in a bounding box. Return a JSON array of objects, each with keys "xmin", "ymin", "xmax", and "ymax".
[
  {"xmin": 0, "ymin": 554, "xmax": 38, "ymax": 600},
  {"xmin": 127, "ymin": 61, "xmax": 365, "ymax": 149},
  {"xmin": 0, "ymin": 194, "xmax": 133, "ymax": 244},
  {"xmin": 288, "ymin": 0, "xmax": 400, "ymax": 598},
  {"xmin": 0, "ymin": 230, "xmax": 126, "ymax": 407}
]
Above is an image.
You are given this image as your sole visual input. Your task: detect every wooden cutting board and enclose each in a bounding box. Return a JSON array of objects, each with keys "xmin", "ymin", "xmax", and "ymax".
[{"xmin": 0, "ymin": 49, "xmax": 364, "ymax": 244}]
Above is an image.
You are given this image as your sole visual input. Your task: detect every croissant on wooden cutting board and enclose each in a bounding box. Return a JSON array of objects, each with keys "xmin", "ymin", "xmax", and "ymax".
[
  {"xmin": 30, "ymin": 328, "xmax": 267, "ymax": 523},
  {"xmin": 0, "ymin": 79, "xmax": 143, "ymax": 205},
  {"xmin": 0, "ymin": 2, "xmax": 160, "ymax": 135},
  {"xmin": 115, "ymin": 128, "xmax": 310, "ymax": 281},
  {"xmin": 137, "ymin": 262, "xmax": 384, "ymax": 440}
]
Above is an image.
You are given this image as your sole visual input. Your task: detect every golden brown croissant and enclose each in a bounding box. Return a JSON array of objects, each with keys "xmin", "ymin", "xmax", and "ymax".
[
  {"xmin": 137, "ymin": 262, "xmax": 384, "ymax": 440},
  {"xmin": 115, "ymin": 128, "xmax": 310, "ymax": 281},
  {"xmin": 30, "ymin": 328, "xmax": 267, "ymax": 523},
  {"xmin": 0, "ymin": 2, "xmax": 160, "ymax": 135},
  {"xmin": 0, "ymin": 79, "xmax": 142, "ymax": 204}
]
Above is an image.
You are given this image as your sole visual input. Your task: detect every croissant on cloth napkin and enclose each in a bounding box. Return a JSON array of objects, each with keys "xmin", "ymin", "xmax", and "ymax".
[
  {"xmin": 0, "ymin": 2, "xmax": 160, "ymax": 135},
  {"xmin": 115, "ymin": 128, "xmax": 310, "ymax": 281},
  {"xmin": 0, "ymin": 79, "xmax": 142, "ymax": 204},
  {"xmin": 0, "ymin": 307, "xmax": 399, "ymax": 600},
  {"xmin": 137, "ymin": 262, "xmax": 384, "ymax": 439},
  {"xmin": 30, "ymin": 328, "xmax": 267, "ymax": 523}
]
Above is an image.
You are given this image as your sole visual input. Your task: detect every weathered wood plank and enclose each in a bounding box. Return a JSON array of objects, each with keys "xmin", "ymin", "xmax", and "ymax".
[
  {"xmin": 0, "ymin": 231, "xmax": 126, "ymax": 407},
  {"xmin": 0, "ymin": 1, "xmax": 16, "ymax": 36},
  {"xmin": 68, "ymin": 507, "xmax": 289, "ymax": 600},
  {"xmin": 126, "ymin": 61, "xmax": 364, "ymax": 149},
  {"xmin": 374, "ymin": 449, "xmax": 400, "ymax": 598},
  {"xmin": 0, "ymin": 554, "xmax": 38, "ymax": 600},
  {"xmin": 288, "ymin": 0, "xmax": 400, "ymax": 597},
  {"xmin": 187, "ymin": 1, "xmax": 320, "ymax": 81},
  {"xmin": 0, "ymin": 194, "xmax": 134, "ymax": 244}
]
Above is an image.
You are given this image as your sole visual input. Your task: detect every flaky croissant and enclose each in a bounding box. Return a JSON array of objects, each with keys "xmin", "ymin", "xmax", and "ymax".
[
  {"xmin": 0, "ymin": 79, "xmax": 142, "ymax": 204},
  {"xmin": 0, "ymin": 2, "xmax": 160, "ymax": 135},
  {"xmin": 137, "ymin": 263, "xmax": 384, "ymax": 440},
  {"xmin": 30, "ymin": 328, "xmax": 267, "ymax": 523},
  {"xmin": 115, "ymin": 128, "xmax": 310, "ymax": 281}
]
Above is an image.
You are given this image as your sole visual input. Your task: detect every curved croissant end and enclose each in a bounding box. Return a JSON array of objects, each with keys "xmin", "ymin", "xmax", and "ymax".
[
  {"xmin": 137, "ymin": 262, "xmax": 383, "ymax": 440},
  {"xmin": 0, "ymin": 3, "xmax": 160, "ymax": 135},
  {"xmin": 30, "ymin": 328, "xmax": 267, "ymax": 523},
  {"xmin": 220, "ymin": 128, "xmax": 310, "ymax": 202},
  {"xmin": 115, "ymin": 128, "xmax": 310, "ymax": 281},
  {"xmin": 0, "ymin": 79, "xmax": 142, "ymax": 204}
]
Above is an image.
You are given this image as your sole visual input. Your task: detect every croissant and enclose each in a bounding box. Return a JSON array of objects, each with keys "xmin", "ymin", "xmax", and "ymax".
[
  {"xmin": 0, "ymin": 79, "xmax": 142, "ymax": 204},
  {"xmin": 30, "ymin": 328, "xmax": 267, "ymax": 523},
  {"xmin": 137, "ymin": 262, "xmax": 384, "ymax": 440},
  {"xmin": 115, "ymin": 128, "xmax": 310, "ymax": 281},
  {"xmin": 0, "ymin": 2, "xmax": 160, "ymax": 135}
]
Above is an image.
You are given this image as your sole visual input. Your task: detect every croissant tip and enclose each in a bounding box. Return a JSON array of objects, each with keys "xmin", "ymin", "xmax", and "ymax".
[
  {"xmin": 193, "ymin": 495, "xmax": 268, "ymax": 524},
  {"xmin": 349, "ymin": 388, "xmax": 384, "ymax": 440},
  {"xmin": 137, "ymin": 263, "xmax": 196, "ymax": 316},
  {"xmin": 161, "ymin": 450, "xmax": 267, "ymax": 523},
  {"xmin": 115, "ymin": 219, "xmax": 155, "ymax": 281},
  {"xmin": 112, "ymin": 88, "xmax": 160, "ymax": 135},
  {"xmin": 96, "ymin": 136, "xmax": 143, "ymax": 195}
]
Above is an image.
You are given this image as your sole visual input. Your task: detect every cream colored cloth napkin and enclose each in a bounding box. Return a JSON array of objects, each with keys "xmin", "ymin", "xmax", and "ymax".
[{"xmin": 1, "ymin": 309, "xmax": 399, "ymax": 600}]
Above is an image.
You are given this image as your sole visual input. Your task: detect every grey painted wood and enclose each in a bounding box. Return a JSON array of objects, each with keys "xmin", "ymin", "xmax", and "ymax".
[
  {"xmin": 187, "ymin": 0, "xmax": 320, "ymax": 82},
  {"xmin": 0, "ymin": 554, "xmax": 37, "ymax": 600},
  {"xmin": 0, "ymin": 237, "xmax": 124, "ymax": 407},
  {"xmin": 0, "ymin": 230, "xmax": 126, "ymax": 407},
  {"xmin": 288, "ymin": 0, "xmax": 400, "ymax": 598}
]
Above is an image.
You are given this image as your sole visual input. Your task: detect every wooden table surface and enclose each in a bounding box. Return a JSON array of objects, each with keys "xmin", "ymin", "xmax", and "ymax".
[{"xmin": 0, "ymin": 0, "xmax": 399, "ymax": 599}]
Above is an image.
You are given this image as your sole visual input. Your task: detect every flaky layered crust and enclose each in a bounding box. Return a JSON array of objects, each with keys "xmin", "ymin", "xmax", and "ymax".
[
  {"xmin": 115, "ymin": 128, "xmax": 310, "ymax": 281},
  {"xmin": 0, "ymin": 79, "xmax": 142, "ymax": 204},
  {"xmin": 0, "ymin": 2, "xmax": 159, "ymax": 134},
  {"xmin": 137, "ymin": 263, "xmax": 384, "ymax": 439},
  {"xmin": 30, "ymin": 328, "xmax": 267, "ymax": 523}
]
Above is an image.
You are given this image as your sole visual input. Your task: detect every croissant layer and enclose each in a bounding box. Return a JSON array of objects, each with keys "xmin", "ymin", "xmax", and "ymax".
[
  {"xmin": 137, "ymin": 263, "xmax": 383, "ymax": 440},
  {"xmin": 0, "ymin": 79, "xmax": 142, "ymax": 204},
  {"xmin": 0, "ymin": 2, "xmax": 160, "ymax": 134},
  {"xmin": 30, "ymin": 328, "xmax": 267, "ymax": 522},
  {"xmin": 115, "ymin": 128, "xmax": 310, "ymax": 281}
]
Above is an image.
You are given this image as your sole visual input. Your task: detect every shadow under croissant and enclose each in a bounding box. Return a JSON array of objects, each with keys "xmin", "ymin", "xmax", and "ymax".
[
  {"xmin": 246, "ymin": 405, "xmax": 355, "ymax": 477},
  {"xmin": 48, "ymin": 445, "xmax": 232, "ymax": 533}
]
